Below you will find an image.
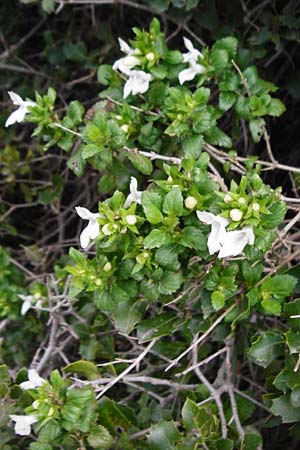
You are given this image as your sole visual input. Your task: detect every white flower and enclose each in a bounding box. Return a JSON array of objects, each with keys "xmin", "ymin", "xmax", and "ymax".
[
  {"xmin": 18, "ymin": 294, "xmax": 42, "ymax": 316},
  {"xmin": 5, "ymin": 91, "xmax": 36, "ymax": 127},
  {"xmin": 123, "ymin": 70, "xmax": 152, "ymax": 98},
  {"xmin": 196, "ymin": 211, "xmax": 229, "ymax": 255},
  {"xmin": 9, "ymin": 414, "xmax": 38, "ymax": 436},
  {"xmin": 124, "ymin": 177, "xmax": 143, "ymax": 208},
  {"xmin": 75, "ymin": 206, "xmax": 103, "ymax": 249},
  {"xmin": 218, "ymin": 225, "xmax": 255, "ymax": 258},
  {"xmin": 112, "ymin": 38, "xmax": 140, "ymax": 75},
  {"xmin": 20, "ymin": 369, "xmax": 46, "ymax": 390},
  {"xmin": 196, "ymin": 211, "xmax": 255, "ymax": 258},
  {"xmin": 178, "ymin": 37, "xmax": 206, "ymax": 85}
]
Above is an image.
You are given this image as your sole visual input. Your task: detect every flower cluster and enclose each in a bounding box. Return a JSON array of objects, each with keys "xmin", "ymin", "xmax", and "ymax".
[
  {"xmin": 113, "ymin": 38, "xmax": 152, "ymax": 98},
  {"xmin": 197, "ymin": 211, "xmax": 255, "ymax": 258}
]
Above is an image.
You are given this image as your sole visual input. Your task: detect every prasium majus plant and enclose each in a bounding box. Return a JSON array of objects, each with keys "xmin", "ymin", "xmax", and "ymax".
[{"xmin": 3, "ymin": 18, "xmax": 298, "ymax": 450}]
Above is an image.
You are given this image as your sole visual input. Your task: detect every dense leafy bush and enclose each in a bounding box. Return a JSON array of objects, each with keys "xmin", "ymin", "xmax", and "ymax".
[{"xmin": 1, "ymin": 2, "xmax": 300, "ymax": 449}]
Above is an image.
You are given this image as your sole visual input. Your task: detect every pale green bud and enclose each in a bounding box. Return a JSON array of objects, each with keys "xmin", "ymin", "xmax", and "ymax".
[
  {"xmin": 184, "ymin": 196, "xmax": 197, "ymax": 209},
  {"xmin": 230, "ymin": 208, "xmax": 243, "ymax": 222}
]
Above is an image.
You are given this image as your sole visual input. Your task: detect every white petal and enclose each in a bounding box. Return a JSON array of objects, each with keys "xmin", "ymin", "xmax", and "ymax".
[
  {"xmin": 196, "ymin": 211, "xmax": 229, "ymax": 227},
  {"xmin": 123, "ymin": 77, "xmax": 134, "ymax": 98},
  {"xmin": 8, "ymin": 91, "xmax": 23, "ymax": 106},
  {"xmin": 183, "ymin": 37, "xmax": 194, "ymax": 52},
  {"xmin": 178, "ymin": 67, "xmax": 198, "ymax": 85},
  {"xmin": 5, "ymin": 107, "xmax": 26, "ymax": 127},
  {"xmin": 130, "ymin": 176, "xmax": 138, "ymax": 193},
  {"xmin": 10, "ymin": 415, "xmax": 38, "ymax": 436},
  {"xmin": 28, "ymin": 369, "xmax": 45, "ymax": 387},
  {"xmin": 80, "ymin": 224, "xmax": 91, "ymax": 249},
  {"xmin": 75, "ymin": 206, "xmax": 94, "ymax": 220},
  {"xmin": 21, "ymin": 298, "xmax": 32, "ymax": 316},
  {"xmin": 124, "ymin": 193, "xmax": 133, "ymax": 209},
  {"xmin": 243, "ymin": 225, "xmax": 255, "ymax": 245},
  {"xmin": 207, "ymin": 222, "xmax": 227, "ymax": 255},
  {"xmin": 118, "ymin": 38, "xmax": 133, "ymax": 55},
  {"xmin": 89, "ymin": 219, "xmax": 100, "ymax": 239},
  {"xmin": 217, "ymin": 227, "xmax": 255, "ymax": 259}
]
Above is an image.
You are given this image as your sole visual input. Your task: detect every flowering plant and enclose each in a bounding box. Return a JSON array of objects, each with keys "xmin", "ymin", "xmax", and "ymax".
[{"xmin": 2, "ymin": 16, "xmax": 299, "ymax": 450}]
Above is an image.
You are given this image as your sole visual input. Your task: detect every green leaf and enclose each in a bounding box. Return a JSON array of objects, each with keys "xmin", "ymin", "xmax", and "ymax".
[
  {"xmin": 127, "ymin": 151, "xmax": 153, "ymax": 175},
  {"xmin": 82, "ymin": 143, "xmax": 102, "ymax": 159},
  {"xmin": 137, "ymin": 312, "xmax": 185, "ymax": 343},
  {"xmin": 42, "ymin": 0, "xmax": 55, "ymax": 14},
  {"xmin": 63, "ymin": 360, "xmax": 99, "ymax": 379},
  {"xmin": 87, "ymin": 425, "xmax": 114, "ymax": 449},
  {"xmin": 261, "ymin": 274, "xmax": 297, "ymax": 300},
  {"xmin": 182, "ymin": 398, "xmax": 199, "ymax": 432},
  {"xmin": 261, "ymin": 298, "xmax": 282, "ymax": 315},
  {"xmin": 241, "ymin": 432, "xmax": 263, "ymax": 450},
  {"xmin": 285, "ymin": 330, "xmax": 300, "ymax": 354},
  {"xmin": 268, "ymin": 98, "xmax": 286, "ymax": 117},
  {"xmin": 211, "ymin": 49, "xmax": 229, "ymax": 73},
  {"xmin": 163, "ymin": 187, "xmax": 183, "ymax": 216},
  {"xmin": 67, "ymin": 145, "xmax": 86, "ymax": 177},
  {"xmin": 38, "ymin": 420, "xmax": 61, "ymax": 442},
  {"xmin": 155, "ymin": 245, "xmax": 180, "ymax": 270},
  {"xmin": 211, "ymin": 291, "xmax": 225, "ymax": 311},
  {"xmin": 147, "ymin": 81, "xmax": 168, "ymax": 106},
  {"xmin": 179, "ymin": 226, "xmax": 207, "ymax": 252},
  {"xmin": 69, "ymin": 247, "xmax": 86, "ymax": 265},
  {"xmin": 67, "ymin": 101, "xmax": 84, "ymax": 125},
  {"xmin": 144, "ymin": 229, "xmax": 172, "ymax": 249},
  {"xmin": 249, "ymin": 118, "xmax": 265, "ymax": 143},
  {"xmin": 113, "ymin": 299, "xmax": 146, "ymax": 335},
  {"xmin": 248, "ymin": 331, "xmax": 283, "ymax": 368},
  {"xmin": 182, "ymin": 135, "xmax": 204, "ymax": 157},
  {"xmin": 158, "ymin": 270, "xmax": 183, "ymax": 294},
  {"xmin": 271, "ymin": 394, "xmax": 300, "ymax": 423},
  {"xmin": 291, "ymin": 386, "xmax": 300, "ymax": 407},
  {"xmin": 147, "ymin": 420, "xmax": 181, "ymax": 450},
  {"xmin": 142, "ymin": 191, "xmax": 163, "ymax": 224},
  {"xmin": 165, "ymin": 50, "xmax": 183, "ymax": 64},
  {"xmin": 194, "ymin": 87, "xmax": 210, "ymax": 105},
  {"xmin": 241, "ymin": 261, "xmax": 263, "ymax": 286},
  {"xmin": 97, "ymin": 65, "xmax": 114, "ymax": 86},
  {"xmin": 213, "ymin": 36, "xmax": 238, "ymax": 59},
  {"xmin": 261, "ymin": 201, "xmax": 286, "ymax": 228},
  {"xmin": 98, "ymin": 397, "xmax": 135, "ymax": 434},
  {"xmin": 219, "ymin": 91, "xmax": 236, "ymax": 111}
]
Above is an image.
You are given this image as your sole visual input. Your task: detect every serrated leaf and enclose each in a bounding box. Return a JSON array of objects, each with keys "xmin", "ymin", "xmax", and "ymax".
[
  {"xmin": 219, "ymin": 91, "xmax": 236, "ymax": 111},
  {"xmin": 127, "ymin": 152, "xmax": 153, "ymax": 175},
  {"xmin": 261, "ymin": 201, "xmax": 286, "ymax": 228},
  {"xmin": 147, "ymin": 420, "xmax": 181, "ymax": 450},
  {"xmin": 82, "ymin": 144, "xmax": 102, "ymax": 159},
  {"xmin": 158, "ymin": 270, "xmax": 183, "ymax": 294},
  {"xmin": 268, "ymin": 98, "xmax": 286, "ymax": 117},
  {"xmin": 63, "ymin": 360, "xmax": 99, "ymax": 379},
  {"xmin": 113, "ymin": 299, "xmax": 146, "ymax": 335},
  {"xmin": 87, "ymin": 425, "xmax": 114, "ymax": 449},
  {"xmin": 248, "ymin": 331, "xmax": 283, "ymax": 368},
  {"xmin": 179, "ymin": 226, "xmax": 207, "ymax": 252},
  {"xmin": 271, "ymin": 394, "xmax": 300, "ymax": 423},
  {"xmin": 144, "ymin": 229, "xmax": 172, "ymax": 249},
  {"xmin": 163, "ymin": 187, "xmax": 183, "ymax": 216},
  {"xmin": 137, "ymin": 312, "xmax": 185, "ymax": 343},
  {"xmin": 249, "ymin": 118, "xmax": 265, "ymax": 143}
]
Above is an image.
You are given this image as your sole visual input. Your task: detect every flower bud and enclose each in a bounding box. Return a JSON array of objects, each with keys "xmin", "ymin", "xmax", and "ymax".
[
  {"xmin": 103, "ymin": 262, "xmax": 112, "ymax": 272},
  {"xmin": 238, "ymin": 197, "xmax": 246, "ymax": 205},
  {"xmin": 224, "ymin": 194, "xmax": 232, "ymax": 203},
  {"xmin": 102, "ymin": 224, "xmax": 113, "ymax": 236},
  {"xmin": 252, "ymin": 202, "xmax": 260, "ymax": 211},
  {"xmin": 177, "ymin": 113, "xmax": 183, "ymax": 120},
  {"xmin": 146, "ymin": 52, "xmax": 155, "ymax": 61},
  {"xmin": 48, "ymin": 407, "xmax": 55, "ymax": 417},
  {"xmin": 115, "ymin": 115, "xmax": 122, "ymax": 120},
  {"xmin": 121, "ymin": 124, "xmax": 129, "ymax": 133},
  {"xmin": 34, "ymin": 292, "xmax": 41, "ymax": 300},
  {"xmin": 185, "ymin": 196, "xmax": 197, "ymax": 209},
  {"xmin": 230, "ymin": 208, "xmax": 243, "ymax": 222},
  {"xmin": 125, "ymin": 214, "xmax": 137, "ymax": 225},
  {"xmin": 32, "ymin": 400, "xmax": 40, "ymax": 410},
  {"xmin": 95, "ymin": 279, "xmax": 102, "ymax": 287}
]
